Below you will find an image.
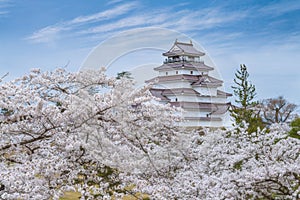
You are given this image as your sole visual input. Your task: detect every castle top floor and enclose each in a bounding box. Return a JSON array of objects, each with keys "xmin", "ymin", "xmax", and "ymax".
[{"xmin": 162, "ymin": 40, "xmax": 205, "ymax": 61}]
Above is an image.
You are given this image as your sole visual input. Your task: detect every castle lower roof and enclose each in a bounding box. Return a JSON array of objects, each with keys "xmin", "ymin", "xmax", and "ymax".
[
  {"xmin": 161, "ymin": 88, "xmax": 200, "ymax": 95},
  {"xmin": 149, "ymin": 88, "xmax": 170, "ymax": 101},
  {"xmin": 191, "ymin": 75, "xmax": 223, "ymax": 87},
  {"xmin": 150, "ymin": 88, "xmax": 231, "ymax": 100},
  {"xmin": 149, "ymin": 86, "xmax": 231, "ymax": 112},
  {"xmin": 217, "ymin": 90, "xmax": 233, "ymax": 97},
  {"xmin": 154, "ymin": 61, "xmax": 213, "ymax": 72},
  {"xmin": 146, "ymin": 74, "xmax": 223, "ymax": 87}
]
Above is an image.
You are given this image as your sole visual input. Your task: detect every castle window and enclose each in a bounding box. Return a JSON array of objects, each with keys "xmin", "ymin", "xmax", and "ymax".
[
  {"xmin": 176, "ymin": 71, "xmax": 178, "ymax": 74},
  {"xmin": 175, "ymin": 98, "xmax": 178, "ymax": 102},
  {"xmin": 190, "ymin": 71, "xmax": 193, "ymax": 74},
  {"xmin": 166, "ymin": 72, "xmax": 168, "ymax": 75}
]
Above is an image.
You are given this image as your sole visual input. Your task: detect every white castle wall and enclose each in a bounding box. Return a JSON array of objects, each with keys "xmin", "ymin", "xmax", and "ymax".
[
  {"xmin": 167, "ymin": 94, "xmax": 227, "ymax": 104},
  {"xmin": 151, "ymin": 41, "xmax": 232, "ymax": 127},
  {"xmin": 154, "ymin": 81, "xmax": 191, "ymax": 89},
  {"xmin": 178, "ymin": 120, "xmax": 223, "ymax": 127},
  {"xmin": 159, "ymin": 70, "xmax": 204, "ymax": 76}
]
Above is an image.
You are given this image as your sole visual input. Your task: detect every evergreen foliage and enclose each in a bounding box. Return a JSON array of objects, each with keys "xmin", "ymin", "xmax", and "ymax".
[
  {"xmin": 289, "ymin": 118, "xmax": 300, "ymax": 139},
  {"xmin": 232, "ymin": 64, "xmax": 256, "ymax": 108},
  {"xmin": 116, "ymin": 71, "xmax": 133, "ymax": 79},
  {"xmin": 231, "ymin": 64, "xmax": 264, "ymax": 132}
]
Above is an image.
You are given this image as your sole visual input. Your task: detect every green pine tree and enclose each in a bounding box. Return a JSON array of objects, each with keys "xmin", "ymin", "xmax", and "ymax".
[
  {"xmin": 231, "ymin": 64, "xmax": 264, "ymax": 133},
  {"xmin": 289, "ymin": 118, "xmax": 300, "ymax": 139}
]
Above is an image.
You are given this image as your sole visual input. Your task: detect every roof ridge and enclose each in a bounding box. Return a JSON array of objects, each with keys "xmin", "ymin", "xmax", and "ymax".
[{"xmin": 175, "ymin": 40, "xmax": 193, "ymax": 46}]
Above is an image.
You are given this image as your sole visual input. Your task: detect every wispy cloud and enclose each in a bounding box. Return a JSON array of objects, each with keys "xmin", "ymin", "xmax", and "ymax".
[
  {"xmin": 79, "ymin": 6, "xmax": 247, "ymax": 40},
  {"xmin": 25, "ymin": 2, "xmax": 248, "ymax": 45},
  {"xmin": 159, "ymin": 7, "xmax": 247, "ymax": 32},
  {"xmin": 80, "ymin": 12, "xmax": 168, "ymax": 34},
  {"xmin": 106, "ymin": 0, "xmax": 123, "ymax": 6},
  {"xmin": 0, "ymin": 0, "xmax": 10, "ymax": 5},
  {"xmin": 260, "ymin": 0, "xmax": 300, "ymax": 16},
  {"xmin": 0, "ymin": 11, "xmax": 8, "ymax": 15},
  {"xmin": 26, "ymin": 2, "xmax": 138, "ymax": 43},
  {"xmin": 26, "ymin": 26, "xmax": 67, "ymax": 44},
  {"xmin": 69, "ymin": 2, "xmax": 137, "ymax": 24},
  {"xmin": 0, "ymin": 0, "xmax": 11, "ymax": 17}
]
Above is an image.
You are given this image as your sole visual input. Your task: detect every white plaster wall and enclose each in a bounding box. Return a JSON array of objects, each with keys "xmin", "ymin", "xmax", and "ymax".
[
  {"xmin": 170, "ymin": 94, "xmax": 227, "ymax": 103},
  {"xmin": 180, "ymin": 69, "xmax": 200, "ymax": 75},
  {"xmin": 178, "ymin": 120, "xmax": 223, "ymax": 127},
  {"xmin": 158, "ymin": 69, "xmax": 201, "ymax": 76},
  {"xmin": 182, "ymin": 111, "xmax": 210, "ymax": 118},
  {"xmin": 155, "ymin": 81, "xmax": 191, "ymax": 89}
]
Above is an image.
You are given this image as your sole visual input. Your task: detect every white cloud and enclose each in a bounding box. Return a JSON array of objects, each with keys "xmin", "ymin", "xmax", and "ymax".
[
  {"xmin": 26, "ymin": 26, "xmax": 67, "ymax": 44},
  {"xmin": 158, "ymin": 8, "xmax": 247, "ymax": 33},
  {"xmin": 26, "ymin": 1, "xmax": 249, "ymax": 44},
  {"xmin": 80, "ymin": 13, "xmax": 168, "ymax": 34},
  {"xmin": 0, "ymin": 0, "xmax": 11, "ymax": 16},
  {"xmin": 26, "ymin": 2, "xmax": 138, "ymax": 43},
  {"xmin": 69, "ymin": 2, "xmax": 137, "ymax": 24},
  {"xmin": 106, "ymin": 0, "xmax": 123, "ymax": 6},
  {"xmin": 78, "ymin": 6, "xmax": 247, "ymax": 42}
]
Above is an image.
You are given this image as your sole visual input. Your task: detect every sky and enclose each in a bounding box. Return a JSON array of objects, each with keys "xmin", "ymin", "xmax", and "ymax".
[{"xmin": 0, "ymin": 0, "xmax": 299, "ymax": 109}]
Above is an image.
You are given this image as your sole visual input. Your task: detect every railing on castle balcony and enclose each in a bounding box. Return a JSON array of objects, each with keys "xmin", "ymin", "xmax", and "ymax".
[{"xmin": 163, "ymin": 58, "xmax": 204, "ymax": 64}]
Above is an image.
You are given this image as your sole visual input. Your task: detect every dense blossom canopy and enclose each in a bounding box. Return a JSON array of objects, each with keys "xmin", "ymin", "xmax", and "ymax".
[{"xmin": 0, "ymin": 69, "xmax": 299, "ymax": 199}]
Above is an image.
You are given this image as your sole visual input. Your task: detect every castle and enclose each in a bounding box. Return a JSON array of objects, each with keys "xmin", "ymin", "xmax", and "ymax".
[{"xmin": 146, "ymin": 40, "xmax": 231, "ymax": 127}]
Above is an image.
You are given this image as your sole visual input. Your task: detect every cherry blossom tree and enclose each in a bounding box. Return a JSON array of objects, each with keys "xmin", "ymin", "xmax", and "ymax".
[
  {"xmin": 0, "ymin": 68, "xmax": 299, "ymax": 200},
  {"xmin": 133, "ymin": 124, "xmax": 300, "ymax": 199},
  {"xmin": 0, "ymin": 68, "xmax": 182, "ymax": 199}
]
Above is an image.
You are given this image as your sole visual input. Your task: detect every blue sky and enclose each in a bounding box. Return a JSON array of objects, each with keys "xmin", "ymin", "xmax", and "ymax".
[{"xmin": 0, "ymin": 0, "xmax": 299, "ymax": 108}]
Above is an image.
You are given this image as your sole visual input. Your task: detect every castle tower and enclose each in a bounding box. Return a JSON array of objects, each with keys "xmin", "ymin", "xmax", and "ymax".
[{"xmin": 146, "ymin": 40, "xmax": 231, "ymax": 127}]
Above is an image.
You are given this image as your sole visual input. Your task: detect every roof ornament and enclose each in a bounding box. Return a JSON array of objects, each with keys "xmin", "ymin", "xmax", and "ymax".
[
  {"xmin": 190, "ymin": 40, "xmax": 193, "ymax": 44},
  {"xmin": 175, "ymin": 38, "xmax": 178, "ymax": 43}
]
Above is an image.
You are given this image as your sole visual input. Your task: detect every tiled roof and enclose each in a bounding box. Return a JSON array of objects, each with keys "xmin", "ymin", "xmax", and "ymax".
[
  {"xmin": 149, "ymin": 88, "xmax": 170, "ymax": 101},
  {"xmin": 150, "ymin": 88, "xmax": 200, "ymax": 100},
  {"xmin": 149, "ymin": 88, "xmax": 231, "ymax": 114},
  {"xmin": 163, "ymin": 41, "xmax": 205, "ymax": 57},
  {"xmin": 162, "ymin": 88, "xmax": 200, "ymax": 95},
  {"xmin": 191, "ymin": 75, "xmax": 223, "ymax": 87},
  {"xmin": 146, "ymin": 74, "xmax": 198, "ymax": 83},
  {"xmin": 154, "ymin": 61, "xmax": 214, "ymax": 71},
  {"xmin": 212, "ymin": 104, "xmax": 230, "ymax": 114},
  {"xmin": 150, "ymin": 88, "xmax": 230, "ymax": 99},
  {"xmin": 217, "ymin": 90, "xmax": 232, "ymax": 97},
  {"xmin": 146, "ymin": 74, "xmax": 223, "ymax": 87}
]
